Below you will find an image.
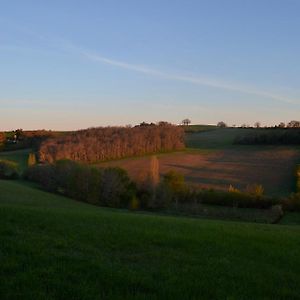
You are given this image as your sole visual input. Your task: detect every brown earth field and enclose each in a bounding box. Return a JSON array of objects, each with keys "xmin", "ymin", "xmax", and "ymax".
[{"xmin": 98, "ymin": 147, "xmax": 300, "ymax": 196}]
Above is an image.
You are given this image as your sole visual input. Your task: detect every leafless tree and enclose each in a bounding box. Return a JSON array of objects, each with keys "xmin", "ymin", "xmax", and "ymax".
[
  {"xmin": 287, "ymin": 120, "xmax": 300, "ymax": 128},
  {"xmin": 182, "ymin": 119, "xmax": 191, "ymax": 126},
  {"xmin": 39, "ymin": 124, "xmax": 185, "ymax": 163},
  {"xmin": 254, "ymin": 122, "xmax": 261, "ymax": 128},
  {"xmin": 217, "ymin": 121, "xmax": 227, "ymax": 128}
]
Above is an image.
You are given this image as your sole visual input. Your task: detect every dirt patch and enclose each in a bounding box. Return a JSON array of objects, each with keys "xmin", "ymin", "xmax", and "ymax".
[{"xmin": 99, "ymin": 147, "xmax": 300, "ymax": 196}]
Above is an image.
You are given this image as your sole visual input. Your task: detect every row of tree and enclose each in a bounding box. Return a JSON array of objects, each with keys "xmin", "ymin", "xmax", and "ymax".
[
  {"xmin": 0, "ymin": 129, "xmax": 60, "ymax": 151},
  {"xmin": 217, "ymin": 121, "xmax": 300, "ymax": 128},
  {"xmin": 234, "ymin": 129, "xmax": 300, "ymax": 145},
  {"xmin": 38, "ymin": 123, "xmax": 185, "ymax": 163}
]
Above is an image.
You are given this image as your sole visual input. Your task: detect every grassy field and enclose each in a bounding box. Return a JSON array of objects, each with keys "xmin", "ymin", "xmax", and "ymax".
[
  {"xmin": 280, "ymin": 212, "xmax": 300, "ymax": 225},
  {"xmin": 0, "ymin": 149, "xmax": 30, "ymax": 172},
  {"xmin": 1, "ymin": 179, "xmax": 300, "ymax": 299},
  {"xmin": 99, "ymin": 128, "xmax": 300, "ymax": 196}
]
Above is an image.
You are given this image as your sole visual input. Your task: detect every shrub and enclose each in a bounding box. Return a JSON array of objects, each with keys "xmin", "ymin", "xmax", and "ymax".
[
  {"xmin": 246, "ymin": 184, "xmax": 264, "ymax": 197},
  {"xmin": 197, "ymin": 189, "xmax": 277, "ymax": 209},
  {"xmin": 282, "ymin": 193, "xmax": 300, "ymax": 211},
  {"xmin": 295, "ymin": 165, "xmax": 300, "ymax": 193},
  {"xmin": 0, "ymin": 160, "xmax": 19, "ymax": 179},
  {"xmin": 25, "ymin": 161, "xmax": 136, "ymax": 208},
  {"xmin": 24, "ymin": 164, "xmax": 56, "ymax": 191},
  {"xmin": 234, "ymin": 129, "xmax": 300, "ymax": 145},
  {"xmin": 156, "ymin": 171, "xmax": 187, "ymax": 209},
  {"xmin": 27, "ymin": 153, "xmax": 37, "ymax": 166},
  {"xmin": 228, "ymin": 185, "xmax": 240, "ymax": 193},
  {"xmin": 100, "ymin": 167, "xmax": 136, "ymax": 208}
]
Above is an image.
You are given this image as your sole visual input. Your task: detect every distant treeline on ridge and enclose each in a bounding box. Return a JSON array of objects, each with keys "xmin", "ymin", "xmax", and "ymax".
[{"xmin": 39, "ymin": 123, "xmax": 185, "ymax": 163}]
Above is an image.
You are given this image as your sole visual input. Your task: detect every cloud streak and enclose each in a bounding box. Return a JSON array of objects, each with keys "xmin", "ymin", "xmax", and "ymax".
[
  {"xmin": 78, "ymin": 50, "xmax": 298, "ymax": 105},
  {"xmin": 2, "ymin": 19, "xmax": 298, "ymax": 105}
]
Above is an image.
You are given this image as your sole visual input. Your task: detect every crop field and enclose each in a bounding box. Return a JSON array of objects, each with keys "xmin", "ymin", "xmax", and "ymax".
[
  {"xmin": 99, "ymin": 129, "xmax": 300, "ymax": 196},
  {"xmin": 1, "ymin": 179, "xmax": 300, "ymax": 299}
]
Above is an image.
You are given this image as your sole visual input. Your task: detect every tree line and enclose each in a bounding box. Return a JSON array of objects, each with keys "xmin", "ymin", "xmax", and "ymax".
[
  {"xmin": 38, "ymin": 123, "xmax": 185, "ymax": 163},
  {"xmin": 234, "ymin": 128, "xmax": 300, "ymax": 145},
  {"xmin": 0, "ymin": 129, "xmax": 61, "ymax": 151}
]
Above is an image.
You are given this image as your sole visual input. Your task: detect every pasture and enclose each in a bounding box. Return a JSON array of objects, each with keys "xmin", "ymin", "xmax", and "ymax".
[
  {"xmin": 99, "ymin": 129, "xmax": 300, "ymax": 196},
  {"xmin": 1, "ymin": 180, "xmax": 300, "ymax": 299},
  {"xmin": 0, "ymin": 148, "xmax": 30, "ymax": 172}
]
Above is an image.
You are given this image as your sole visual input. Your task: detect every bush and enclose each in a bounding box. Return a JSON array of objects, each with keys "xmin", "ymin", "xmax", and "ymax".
[
  {"xmin": 282, "ymin": 193, "xmax": 300, "ymax": 211},
  {"xmin": 196, "ymin": 189, "xmax": 277, "ymax": 209},
  {"xmin": 28, "ymin": 153, "xmax": 37, "ymax": 166},
  {"xmin": 24, "ymin": 164, "xmax": 56, "ymax": 191},
  {"xmin": 0, "ymin": 160, "xmax": 19, "ymax": 179},
  {"xmin": 295, "ymin": 165, "xmax": 300, "ymax": 193},
  {"xmin": 234, "ymin": 129, "xmax": 300, "ymax": 145},
  {"xmin": 100, "ymin": 167, "xmax": 136, "ymax": 208},
  {"xmin": 156, "ymin": 171, "xmax": 187, "ymax": 209},
  {"xmin": 25, "ymin": 161, "xmax": 136, "ymax": 208}
]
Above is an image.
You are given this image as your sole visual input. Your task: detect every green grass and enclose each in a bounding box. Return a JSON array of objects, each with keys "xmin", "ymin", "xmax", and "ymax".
[
  {"xmin": 0, "ymin": 149, "xmax": 30, "ymax": 172},
  {"xmin": 280, "ymin": 212, "xmax": 300, "ymax": 225},
  {"xmin": 1, "ymin": 180, "xmax": 300, "ymax": 299},
  {"xmin": 185, "ymin": 128, "xmax": 255, "ymax": 149}
]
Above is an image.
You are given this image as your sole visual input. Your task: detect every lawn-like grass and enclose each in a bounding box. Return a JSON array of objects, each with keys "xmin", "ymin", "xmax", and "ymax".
[
  {"xmin": 185, "ymin": 128, "xmax": 254, "ymax": 149},
  {"xmin": 280, "ymin": 212, "xmax": 300, "ymax": 225},
  {"xmin": 0, "ymin": 149, "xmax": 30, "ymax": 172},
  {"xmin": 1, "ymin": 180, "xmax": 300, "ymax": 299}
]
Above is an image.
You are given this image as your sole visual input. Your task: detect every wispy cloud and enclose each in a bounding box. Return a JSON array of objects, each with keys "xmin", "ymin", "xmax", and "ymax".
[
  {"xmin": 79, "ymin": 50, "xmax": 299, "ymax": 105},
  {"xmin": 1, "ymin": 19, "xmax": 299, "ymax": 105}
]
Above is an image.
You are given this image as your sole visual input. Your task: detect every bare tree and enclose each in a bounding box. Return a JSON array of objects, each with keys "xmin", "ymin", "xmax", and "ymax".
[
  {"xmin": 287, "ymin": 120, "xmax": 300, "ymax": 128},
  {"xmin": 27, "ymin": 153, "xmax": 37, "ymax": 166},
  {"xmin": 278, "ymin": 122, "xmax": 285, "ymax": 128},
  {"xmin": 148, "ymin": 155, "xmax": 160, "ymax": 208},
  {"xmin": 217, "ymin": 121, "xmax": 227, "ymax": 128},
  {"xmin": 39, "ymin": 125, "xmax": 185, "ymax": 163},
  {"xmin": 254, "ymin": 122, "xmax": 261, "ymax": 128},
  {"xmin": 0, "ymin": 132, "xmax": 5, "ymax": 144},
  {"xmin": 182, "ymin": 118, "xmax": 191, "ymax": 126}
]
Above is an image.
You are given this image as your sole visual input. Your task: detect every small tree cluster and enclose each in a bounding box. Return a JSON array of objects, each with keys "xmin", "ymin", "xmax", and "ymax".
[
  {"xmin": 24, "ymin": 160, "xmax": 136, "ymax": 208},
  {"xmin": 217, "ymin": 121, "xmax": 227, "ymax": 128}
]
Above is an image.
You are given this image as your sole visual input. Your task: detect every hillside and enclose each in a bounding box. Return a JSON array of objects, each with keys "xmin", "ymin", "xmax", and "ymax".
[
  {"xmin": 100, "ymin": 128, "xmax": 300, "ymax": 196},
  {"xmin": 1, "ymin": 180, "xmax": 300, "ymax": 299}
]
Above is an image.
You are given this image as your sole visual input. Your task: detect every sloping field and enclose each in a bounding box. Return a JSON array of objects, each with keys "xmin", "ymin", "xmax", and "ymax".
[
  {"xmin": 1, "ymin": 180, "xmax": 300, "ymax": 299},
  {"xmin": 0, "ymin": 148, "xmax": 30, "ymax": 172},
  {"xmin": 100, "ymin": 147, "xmax": 300, "ymax": 196}
]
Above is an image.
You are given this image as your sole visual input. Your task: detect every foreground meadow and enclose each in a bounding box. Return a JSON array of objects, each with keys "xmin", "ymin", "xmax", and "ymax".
[{"xmin": 1, "ymin": 180, "xmax": 300, "ymax": 299}]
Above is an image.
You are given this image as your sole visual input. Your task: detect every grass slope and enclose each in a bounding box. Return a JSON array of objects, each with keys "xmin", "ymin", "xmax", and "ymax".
[
  {"xmin": 0, "ymin": 149, "xmax": 30, "ymax": 172},
  {"xmin": 1, "ymin": 180, "xmax": 300, "ymax": 299}
]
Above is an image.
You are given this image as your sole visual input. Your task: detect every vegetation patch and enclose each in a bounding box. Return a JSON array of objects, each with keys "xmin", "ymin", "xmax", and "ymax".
[
  {"xmin": 234, "ymin": 128, "xmax": 300, "ymax": 145},
  {"xmin": 0, "ymin": 160, "xmax": 19, "ymax": 179}
]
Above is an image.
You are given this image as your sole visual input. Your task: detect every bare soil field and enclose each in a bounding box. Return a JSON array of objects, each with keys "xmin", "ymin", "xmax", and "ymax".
[{"xmin": 99, "ymin": 147, "xmax": 300, "ymax": 196}]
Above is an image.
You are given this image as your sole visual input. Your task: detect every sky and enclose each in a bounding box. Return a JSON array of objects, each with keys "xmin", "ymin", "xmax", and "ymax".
[{"xmin": 1, "ymin": 0, "xmax": 300, "ymax": 130}]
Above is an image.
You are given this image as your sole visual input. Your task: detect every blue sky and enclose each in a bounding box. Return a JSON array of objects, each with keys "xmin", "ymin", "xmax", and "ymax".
[{"xmin": 1, "ymin": 0, "xmax": 300, "ymax": 130}]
